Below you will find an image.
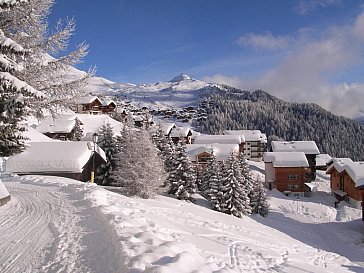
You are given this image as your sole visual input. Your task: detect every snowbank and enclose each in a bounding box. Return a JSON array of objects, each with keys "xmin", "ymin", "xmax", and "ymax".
[{"xmin": 0, "ymin": 180, "xmax": 10, "ymax": 205}]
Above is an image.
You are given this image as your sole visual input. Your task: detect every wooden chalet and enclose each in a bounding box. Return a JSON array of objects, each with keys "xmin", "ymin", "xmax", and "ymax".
[
  {"xmin": 271, "ymin": 141, "xmax": 320, "ymax": 182},
  {"xmin": 170, "ymin": 127, "xmax": 193, "ymax": 144},
  {"xmin": 264, "ymin": 152, "xmax": 312, "ymax": 195},
  {"xmin": 186, "ymin": 143, "xmax": 240, "ymax": 172},
  {"xmin": 101, "ymin": 99, "xmax": 117, "ymax": 115},
  {"xmin": 74, "ymin": 96, "xmax": 103, "ymax": 115},
  {"xmin": 326, "ymin": 159, "xmax": 364, "ymax": 214},
  {"xmin": 6, "ymin": 142, "xmax": 106, "ymax": 182}
]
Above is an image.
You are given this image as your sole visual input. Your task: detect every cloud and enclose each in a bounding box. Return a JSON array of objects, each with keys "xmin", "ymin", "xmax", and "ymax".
[
  {"xmin": 237, "ymin": 32, "xmax": 292, "ymax": 51},
  {"xmin": 294, "ymin": 0, "xmax": 342, "ymax": 15},
  {"xmin": 204, "ymin": 10, "xmax": 364, "ymax": 119}
]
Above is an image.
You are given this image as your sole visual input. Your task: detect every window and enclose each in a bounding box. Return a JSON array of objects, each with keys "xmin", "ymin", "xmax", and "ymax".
[
  {"xmin": 288, "ymin": 184, "xmax": 300, "ymax": 189},
  {"xmin": 288, "ymin": 174, "xmax": 299, "ymax": 180}
]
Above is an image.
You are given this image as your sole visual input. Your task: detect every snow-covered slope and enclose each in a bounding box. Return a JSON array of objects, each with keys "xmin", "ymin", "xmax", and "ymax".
[
  {"xmin": 1, "ymin": 171, "xmax": 363, "ymax": 272},
  {"xmin": 84, "ymin": 73, "xmax": 211, "ymax": 109}
]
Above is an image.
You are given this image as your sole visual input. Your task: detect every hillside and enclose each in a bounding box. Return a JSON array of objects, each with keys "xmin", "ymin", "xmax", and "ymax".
[
  {"xmin": 195, "ymin": 86, "xmax": 364, "ymax": 160},
  {"xmin": 82, "ymin": 73, "xmax": 364, "ymax": 160}
]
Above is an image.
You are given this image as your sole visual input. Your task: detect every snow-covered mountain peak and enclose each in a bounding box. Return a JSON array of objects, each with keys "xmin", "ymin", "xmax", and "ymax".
[{"xmin": 169, "ymin": 73, "xmax": 192, "ymax": 82}]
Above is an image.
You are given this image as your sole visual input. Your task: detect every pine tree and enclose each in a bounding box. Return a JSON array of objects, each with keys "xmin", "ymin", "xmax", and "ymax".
[
  {"xmin": 110, "ymin": 126, "xmax": 165, "ymax": 198},
  {"xmin": 73, "ymin": 117, "xmax": 84, "ymax": 141},
  {"xmin": 220, "ymin": 151, "xmax": 251, "ymax": 217},
  {"xmin": 96, "ymin": 123, "xmax": 117, "ymax": 186},
  {"xmin": 204, "ymin": 155, "xmax": 222, "ymax": 211},
  {"xmin": 152, "ymin": 124, "xmax": 175, "ymax": 175},
  {"xmin": 250, "ymin": 177, "xmax": 269, "ymax": 217},
  {"xmin": 1, "ymin": 0, "xmax": 93, "ymax": 119},
  {"xmin": 167, "ymin": 140, "xmax": 196, "ymax": 201},
  {"xmin": 0, "ymin": 2, "xmax": 44, "ymax": 156}
]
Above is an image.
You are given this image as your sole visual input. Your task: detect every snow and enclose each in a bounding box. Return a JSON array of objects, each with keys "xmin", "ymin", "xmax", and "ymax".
[
  {"xmin": 23, "ymin": 126, "xmax": 56, "ymax": 142},
  {"xmin": 6, "ymin": 142, "xmax": 106, "ymax": 173},
  {"xmin": 0, "ymin": 0, "xmax": 27, "ymax": 5},
  {"xmin": 74, "ymin": 96, "xmax": 101, "ymax": 105},
  {"xmin": 264, "ymin": 152, "xmax": 309, "ymax": 167},
  {"xmin": 193, "ymin": 134, "xmax": 243, "ymax": 145},
  {"xmin": 271, "ymin": 141, "xmax": 320, "ymax": 155},
  {"xmin": 169, "ymin": 73, "xmax": 192, "ymax": 82},
  {"xmin": 224, "ymin": 130, "xmax": 266, "ymax": 143},
  {"xmin": 36, "ymin": 113, "xmax": 122, "ymax": 140},
  {"xmin": 187, "ymin": 143, "xmax": 240, "ymax": 161},
  {"xmin": 317, "ymin": 154, "xmax": 333, "ymax": 166},
  {"xmin": 0, "ymin": 171, "xmax": 363, "ymax": 272},
  {"xmin": 170, "ymin": 126, "xmax": 192, "ymax": 138},
  {"xmin": 159, "ymin": 122, "xmax": 176, "ymax": 136},
  {"xmin": 327, "ymin": 158, "xmax": 364, "ymax": 188},
  {"xmin": 0, "ymin": 180, "xmax": 9, "ymax": 199},
  {"xmin": 0, "ymin": 72, "xmax": 44, "ymax": 98}
]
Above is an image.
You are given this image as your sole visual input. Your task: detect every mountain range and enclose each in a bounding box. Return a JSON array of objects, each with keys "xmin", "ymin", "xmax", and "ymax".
[{"xmin": 81, "ymin": 72, "xmax": 364, "ymax": 160}]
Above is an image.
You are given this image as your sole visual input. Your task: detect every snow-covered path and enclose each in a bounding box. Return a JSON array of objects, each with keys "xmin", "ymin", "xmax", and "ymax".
[{"xmin": 0, "ymin": 175, "xmax": 125, "ymax": 273}]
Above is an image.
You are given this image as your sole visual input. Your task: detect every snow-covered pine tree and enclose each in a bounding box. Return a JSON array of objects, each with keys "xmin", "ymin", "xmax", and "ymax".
[
  {"xmin": 204, "ymin": 154, "xmax": 222, "ymax": 211},
  {"xmin": 0, "ymin": 1, "xmax": 44, "ymax": 156},
  {"xmin": 1, "ymin": 0, "xmax": 93, "ymax": 119},
  {"xmin": 95, "ymin": 122, "xmax": 117, "ymax": 186},
  {"xmin": 167, "ymin": 139, "xmax": 196, "ymax": 201},
  {"xmin": 238, "ymin": 153, "xmax": 254, "ymax": 198},
  {"xmin": 250, "ymin": 177, "xmax": 269, "ymax": 217},
  {"xmin": 220, "ymin": 151, "xmax": 251, "ymax": 217},
  {"xmin": 110, "ymin": 126, "xmax": 165, "ymax": 198},
  {"xmin": 73, "ymin": 117, "xmax": 84, "ymax": 141},
  {"xmin": 152, "ymin": 124, "xmax": 175, "ymax": 176}
]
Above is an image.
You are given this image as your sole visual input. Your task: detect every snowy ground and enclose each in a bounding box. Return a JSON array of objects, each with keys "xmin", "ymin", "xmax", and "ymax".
[{"xmin": 0, "ymin": 169, "xmax": 363, "ymax": 273}]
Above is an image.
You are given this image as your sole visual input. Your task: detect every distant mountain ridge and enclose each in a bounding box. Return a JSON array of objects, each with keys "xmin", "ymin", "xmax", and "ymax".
[{"xmin": 82, "ymin": 72, "xmax": 363, "ymax": 160}]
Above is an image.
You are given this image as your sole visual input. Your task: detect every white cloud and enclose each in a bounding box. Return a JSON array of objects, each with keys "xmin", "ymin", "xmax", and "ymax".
[
  {"xmin": 295, "ymin": 0, "xmax": 341, "ymax": 15},
  {"xmin": 237, "ymin": 32, "xmax": 292, "ymax": 51},
  {"xmin": 204, "ymin": 10, "xmax": 364, "ymax": 119}
]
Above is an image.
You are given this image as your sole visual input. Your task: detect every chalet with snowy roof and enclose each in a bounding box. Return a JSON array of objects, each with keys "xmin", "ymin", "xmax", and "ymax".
[
  {"xmin": 36, "ymin": 115, "xmax": 84, "ymax": 141},
  {"xmin": 224, "ymin": 130, "xmax": 267, "ymax": 161},
  {"xmin": 264, "ymin": 152, "xmax": 312, "ymax": 195},
  {"xmin": 100, "ymin": 99, "xmax": 117, "ymax": 114},
  {"xmin": 192, "ymin": 135, "xmax": 244, "ymax": 153},
  {"xmin": 271, "ymin": 141, "xmax": 320, "ymax": 181},
  {"xmin": 326, "ymin": 158, "xmax": 364, "ymax": 212},
  {"xmin": 6, "ymin": 142, "xmax": 106, "ymax": 182},
  {"xmin": 187, "ymin": 143, "xmax": 240, "ymax": 170},
  {"xmin": 160, "ymin": 122, "xmax": 176, "ymax": 137},
  {"xmin": 171, "ymin": 127, "xmax": 193, "ymax": 144},
  {"xmin": 73, "ymin": 96, "xmax": 103, "ymax": 115}
]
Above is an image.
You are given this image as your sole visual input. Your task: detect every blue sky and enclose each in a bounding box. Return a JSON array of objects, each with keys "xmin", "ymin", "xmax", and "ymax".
[{"xmin": 49, "ymin": 0, "xmax": 364, "ymax": 118}]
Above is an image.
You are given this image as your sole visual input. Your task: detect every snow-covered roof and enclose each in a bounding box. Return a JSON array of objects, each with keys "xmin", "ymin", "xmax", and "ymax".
[
  {"xmin": 6, "ymin": 142, "xmax": 106, "ymax": 174},
  {"xmin": 36, "ymin": 114, "xmax": 122, "ymax": 140},
  {"xmin": 74, "ymin": 96, "xmax": 101, "ymax": 105},
  {"xmin": 327, "ymin": 158, "xmax": 364, "ymax": 188},
  {"xmin": 223, "ymin": 130, "xmax": 265, "ymax": 143},
  {"xmin": 186, "ymin": 144, "xmax": 239, "ymax": 161},
  {"xmin": 316, "ymin": 154, "xmax": 332, "ymax": 166},
  {"xmin": 170, "ymin": 127, "xmax": 192, "ymax": 138},
  {"xmin": 193, "ymin": 134, "xmax": 242, "ymax": 145},
  {"xmin": 264, "ymin": 152, "xmax": 309, "ymax": 168},
  {"xmin": 159, "ymin": 122, "xmax": 176, "ymax": 135},
  {"xmin": 271, "ymin": 141, "xmax": 320, "ymax": 155},
  {"xmin": 102, "ymin": 99, "xmax": 116, "ymax": 106},
  {"xmin": 37, "ymin": 118, "xmax": 77, "ymax": 134},
  {"xmin": 23, "ymin": 126, "xmax": 57, "ymax": 142},
  {"xmin": 0, "ymin": 180, "xmax": 10, "ymax": 200}
]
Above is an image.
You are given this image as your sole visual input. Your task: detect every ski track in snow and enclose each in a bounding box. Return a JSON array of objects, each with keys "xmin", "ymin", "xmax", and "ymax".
[{"xmin": 0, "ymin": 175, "xmax": 125, "ymax": 273}]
